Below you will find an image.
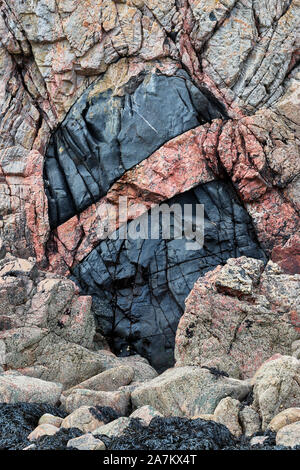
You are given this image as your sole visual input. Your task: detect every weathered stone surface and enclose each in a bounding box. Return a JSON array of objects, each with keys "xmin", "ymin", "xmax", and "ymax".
[
  {"xmin": 28, "ymin": 423, "xmax": 59, "ymax": 441},
  {"xmin": 250, "ymin": 435, "xmax": 269, "ymax": 447},
  {"xmin": 65, "ymin": 389, "xmax": 130, "ymax": 415},
  {"xmin": 72, "ymin": 182, "xmax": 265, "ymax": 372},
  {"xmin": 175, "ymin": 258, "xmax": 300, "ymax": 378},
  {"xmin": 292, "ymin": 340, "xmax": 300, "ymax": 360},
  {"xmin": 214, "ymin": 397, "xmax": 242, "ymax": 437},
  {"xmin": 268, "ymin": 408, "xmax": 300, "ymax": 433},
  {"xmin": 46, "ymin": 124, "xmax": 220, "ymax": 274},
  {"xmin": 239, "ymin": 406, "xmax": 261, "ymax": 437},
  {"xmin": 0, "ymin": 374, "xmax": 62, "ymax": 405},
  {"xmin": 45, "ymin": 70, "xmax": 225, "ymax": 228},
  {"xmin": 130, "ymin": 406, "xmax": 164, "ymax": 424},
  {"xmin": 131, "ymin": 366, "xmax": 250, "ymax": 417},
  {"xmin": 276, "ymin": 421, "xmax": 300, "ymax": 448},
  {"xmin": 63, "ymin": 365, "xmax": 134, "ymax": 397},
  {"xmin": 38, "ymin": 413, "xmax": 63, "ymax": 428},
  {"xmin": 118, "ymin": 356, "xmax": 158, "ymax": 383},
  {"xmin": 61, "ymin": 406, "xmax": 105, "ymax": 433},
  {"xmin": 0, "ymin": 0, "xmax": 298, "ymax": 281},
  {"xmin": 252, "ymin": 356, "xmax": 300, "ymax": 430},
  {"xmin": 0, "ymin": 252, "xmax": 111, "ymax": 388},
  {"xmin": 0, "ymin": 0, "xmax": 299, "ymax": 385},
  {"xmin": 92, "ymin": 417, "xmax": 131, "ymax": 438},
  {"xmin": 67, "ymin": 433, "xmax": 106, "ymax": 450}
]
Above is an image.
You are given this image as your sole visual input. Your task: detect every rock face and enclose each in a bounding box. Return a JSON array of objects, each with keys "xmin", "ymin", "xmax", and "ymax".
[
  {"xmin": 0, "ymin": 0, "xmax": 299, "ymax": 406},
  {"xmin": 45, "ymin": 70, "xmax": 225, "ymax": 228},
  {"xmin": 175, "ymin": 258, "xmax": 300, "ymax": 378},
  {"xmin": 0, "ymin": 252, "xmax": 109, "ymax": 388},
  {"xmin": 72, "ymin": 181, "xmax": 266, "ymax": 371},
  {"xmin": 131, "ymin": 366, "xmax": 250, "ymax": 417}
]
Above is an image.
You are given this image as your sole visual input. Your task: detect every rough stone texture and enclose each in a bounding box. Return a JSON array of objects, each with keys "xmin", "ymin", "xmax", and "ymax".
[
  {"xmin": 175, "ymin": 258, "xmax": 300, "ymax": 378},
  {"xmin": 38, "ymin": 413, "xmax": 63, "ymax": 428},
  {"xmin": 0, "ymin": 373, "xmax": 62, "ymax": 405},
  {"xmin": 276, "ymin": 421, "xmax": 300, "ymax": 448},
  {"xmin": 130, "ymin": 405, "xmax": 164, "ymax": 424},
  {"xmin": 45, "ymin": 70, "xmax": 225, "ymax": 228},
  {"xmin": 72, "ymin": 181, "xmax": 266, "ymax": 372},
  {"xmin": 61, "ymin": 406, "xmax": 105, "ymax": 433},
  {"xmin": 28, "ymin": 423, "xmax": 59, "ymax": 441},
  {"xmin": 268, "ymin": 408, "xmax": 300, "ymax": 432},
  {"xmin": 0, "ymin": 0, "xmax": 299, "ymax": 385},
  {"xmin": 67, "ymin": 433, "xmax": 106, "ymax": 450},
  {"xmin": 0, "ymin": 252, "xmax": 115, "ymax": 388},
  {"xmin": 214, "ymin": 397, "xmax": 242, "ymax": 437},
  {"xmin": 64, "ymin": 388, "xmax": 130, "ymax": 415},
  {"xmin": 239, "ymin": 406, "xmax": 261, "ymax": 437},
  {"xmin": 252, "ymin": 355, "xmax": 300, "ymax": 430},
  {"xmin": 62, "ymin": 365, "xmax": 134, "ymax": 397},
  {"xmin": 93, "ymin": 417, "xmax": 131, "ymax": 438},
  {"xmin": 292, "ymin": 340, "xmax": 300, "ymax": 360},
  {"xmin": 0, "ymin": 0, "xmax": 298, "ymax": 278},
  {"xmin": 131, "ymin": 366, "xmax": 250, "ymax": 417},
  {"xmin": 117, "ymin": 355, "xmax": 158, "ymax": 383}
]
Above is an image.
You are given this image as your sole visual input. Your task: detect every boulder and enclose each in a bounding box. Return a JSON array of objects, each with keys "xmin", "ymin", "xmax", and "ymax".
[
  {"xmin": 252, "ymin": 355, "xmax": 300, "ymax": 430},
  {"xmin": 65, "ymin": 389, "xmax": 130, "ymax": 415},
  {"xmin": 38, "ymin": 414, "xmax": 63, "ymax": 428},
  {"xmin": 131, "ymin": 366, "xmax": 250, "ymax": 417},
  {"xmin": 130, "ymin": 406, "xmax": 164, "ymax": 425},
  {"xmin": 268, "ymin": 408, "xmax": 300, "ymax": 433},
  {"xmin": 28, "ymin": 424, "xmax": 59, "ymax": 441},
  {"xmin": 118, "ymin": 356, "xmax": 158, "ymax": 383},
  {"xmin": 61, "ymin": 406, "xmax": 105, "ymax": 433},
  {"xmin": 67, "ymin": 434, "xmax": 106, "ymax": 450},
  {"xmin": 93, "ymin": 417, "xmax": 131, "ymax": 438},
  {"xmin": 63, "ymin": 365, "xmax": 134, "ymax": 397},
  {"xmin": 239, "ymin": 406, "xmax": 261, "ymax": 437},
  {"xmin": 175, "ymin": 258, "xmax": 300, "ymax": 378},
  {"xmin": 0, "ymin": 374, "xmax": 62, "ymax": 405},
  {"xmin": 250, "ymin": 436, "xmax": 269, "ymax": 447},
  {"xmin": 214, "ymin": 397, "xmax": 242, "ymax": 437},
  {"xmin": 292, "ymin": 340, "xmax": 300, "ymax": 360},
  {"xmin": 276, "ymin": 422, "xmax": 300, "ymax": 448}
]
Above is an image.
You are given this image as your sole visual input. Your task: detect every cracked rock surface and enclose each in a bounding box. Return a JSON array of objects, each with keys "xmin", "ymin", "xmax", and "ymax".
[
  {"xmin": 0, "ymin": 0, "xmax": 299, "ymax": 379},
  {"xmin": 44, "ymin": 70, "xmax": 226, "ymax": 227},
  {"xmin": 71, "ymin": 180, "xmax": 266, "ymax": 371},
  {"xmin": 175, "ymin": 257, "xmax": 300, "ymax": 378}
]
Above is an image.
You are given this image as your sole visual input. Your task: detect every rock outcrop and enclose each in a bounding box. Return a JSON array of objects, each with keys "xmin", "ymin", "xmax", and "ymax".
[
  {"xmin": 0, "ymin": 251, "xmax": 110, "ymax": 388},
  {"xmin": 0, "ymin": 0, "xmax": 299, "ymax": 452},
  {"xmin": 175, "ymin": 257, "xmax": 300, "ymax": 378}
]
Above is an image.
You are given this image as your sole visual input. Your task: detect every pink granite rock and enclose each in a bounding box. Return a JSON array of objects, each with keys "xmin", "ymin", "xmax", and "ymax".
[{"xmin": 175, "ymin": 257, "xmax": 300, "ymax": 378}]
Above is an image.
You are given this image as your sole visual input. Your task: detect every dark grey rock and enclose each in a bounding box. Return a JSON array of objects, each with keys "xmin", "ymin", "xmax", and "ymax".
[
  {"xmin": 71, "ymin": 180, "xmax": 266, "ymax": 372},
  {"xmin": 44, "ymin": 72, "xmax": 226, "ymax": 227}
]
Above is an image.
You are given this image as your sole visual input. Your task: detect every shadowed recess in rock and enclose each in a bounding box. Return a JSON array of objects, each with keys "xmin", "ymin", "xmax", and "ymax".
[
  {"xmin": 44, "ymin": 70, "xmax": 226, "ymax": 228},
  {"xmin": 71, "ymin": 180, "xmax": 266, "ymax": 372}
]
